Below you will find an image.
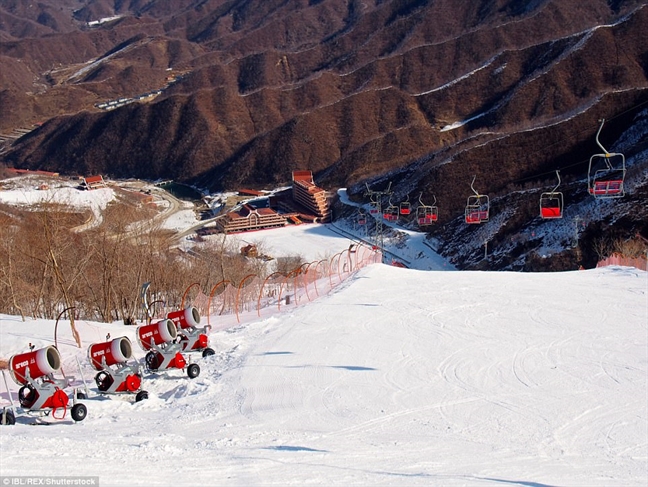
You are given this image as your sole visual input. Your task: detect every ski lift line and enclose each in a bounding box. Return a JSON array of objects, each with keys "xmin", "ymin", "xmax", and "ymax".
[
  {"xmin": 587, "ymin": 119, "xmax": 626, "ymax": 198},
  {"xmin": 507, "ymin": 124, "xmax": 620, "ymax": 186},
  {"xmin": 540, "ymin": 170, "xmax": 564, "ymax": 219},
  {"xmin": 525, "ymin": 96, "xmax": 648, "ymax": 172},
  {"xmin": 416, "ymin": 192, "xmax": 439, "ymax": 225},
  {"xmin": 396, "ymin": 110, "xmax": 636, "ymax": 206},
  {"xmin": 492, "ymin": 122, "xmax": 626, "ymax": 188},
  {"xmin": 604, "ymin": 95, "xmax": 648, "ymax": 126},
  {"xmin": 457, "ymin": 96, "xmax": 648, "ymax": 188},
  {"xmin": 328, "ymin": 222, "xmax": 411, "ymax": 266},
  {"xmin": 510, "ymin": 158, "xmax": 587, "ymax": 185},
  {"xmin": 465, "ymin": 176, "xmax": 489, "ymax": 224},
  {"xmin": 378, "ymin": 100, "xmax": 648, "ymax": 194},
  {"xmin": 364, "ymin": 104, "xmax": 641, "ymax": 219}
]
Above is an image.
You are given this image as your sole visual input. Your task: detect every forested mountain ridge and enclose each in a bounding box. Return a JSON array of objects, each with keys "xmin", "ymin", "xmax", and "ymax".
[{"xmin": 1, "ymin": 0, "xmax": 647, "ymax": 270}]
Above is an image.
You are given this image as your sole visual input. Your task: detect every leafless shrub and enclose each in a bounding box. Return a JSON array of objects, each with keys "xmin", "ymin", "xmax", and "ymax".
[
  {"xmin": 613, "ymin": 237, "xmax": 647, "ymax": 258},
  {"xmin": 273, "ymin": 255, "xmax": 305, "ymax": 275}
]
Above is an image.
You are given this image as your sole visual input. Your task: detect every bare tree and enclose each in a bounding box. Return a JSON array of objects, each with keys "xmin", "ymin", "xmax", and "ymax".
[
  {"xmin": 592, "ymin": 236, "xmax": 615, "ymax": 262},
  {"xmin": 0, "ymin": 222, "xmax": 26, "ymax": 321},
  {"xmin": 18, "ymin": 204, "xmax": 90, "ymax": 347},
  {"xmin": 0, "ymin": 192, "xmax": 285, "ymax": 325}
]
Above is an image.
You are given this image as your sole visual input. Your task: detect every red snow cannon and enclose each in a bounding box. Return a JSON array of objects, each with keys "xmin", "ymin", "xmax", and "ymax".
[
  {"xmin": 136, "ymin": 319, "xmax": 200, "ymax": 379},
  {"xmin": 89, "ymin": 336, "xmax": 132, "ymax": 369},
  {"xmin": 9, "ymin": 346, "xmax": 61, "ymax": 385},
  {"xmin": 167, "ymin": 307, "xmax": 200, "ymax": 330},
  {"xmin": 136, "ymin": 319, "xmax": 177, "ymax": 350},
  {"xmin": 87, "ymin": 337, "xmax": 148, "ymax": 402},
  {"xmin": 1, "ymin": 345, "xmax": 87, "ymax": 425},
  {"xmin": 167, "ymin": 307, "xmax": 214, "ymax": 357}
]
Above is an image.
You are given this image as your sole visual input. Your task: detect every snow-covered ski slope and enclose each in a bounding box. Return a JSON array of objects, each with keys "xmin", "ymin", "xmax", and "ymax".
[{"xmin": 1, "ymin": 263, "xmax": 646, "ymax": 487}]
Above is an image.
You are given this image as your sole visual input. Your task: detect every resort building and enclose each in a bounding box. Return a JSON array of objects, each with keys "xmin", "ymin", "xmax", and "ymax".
[
  {"xmin": 215, "ymin": 204, "xmax": 287, "ymax": 234},
  {"xmin": 291, "ymin": 171, "xmax": 331, "ymax": 223}
]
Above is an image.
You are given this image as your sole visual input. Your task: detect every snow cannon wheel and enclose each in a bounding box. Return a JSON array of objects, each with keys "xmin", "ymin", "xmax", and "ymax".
[
  {"xmin": 202, "ymin": 347, "xmax": 215, "ymax": 358},
  {"xmin": 95, "ymin": 371, "xmax": 114, "ymax": 392},
  {"xmin": 71, "ymin": 403, "xmax": 87, "ymax": 422},
  {"xmin": 1, "ymin": 408, "xmax": 16, "ymax": 426},
  {"xmin": 145, "ymin": 351, "xmax": 160, "ymax": 371},
  {"xmin": 18, "ymin": 384, "xmax": 37, "ymax": 408},
  {"xmin": 135, "ymin": 390, "xmax": 149, "ymax": 402},
  {"xmin": 76, "ymin": 390, "xmax": 87, "ymax": 400},
  {"xmin": 187, "ymin": 363, "xmax": 200, "ymax": 379}
]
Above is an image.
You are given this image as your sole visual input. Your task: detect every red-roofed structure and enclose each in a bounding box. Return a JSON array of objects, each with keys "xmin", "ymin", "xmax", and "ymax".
[
  {"xmin": 238, "ymin": 188, "xmax": 264, "ymax": 196},
  {"xmin": 215, "ymin": 204, "xmax": 287, "ymax": 234},
  {"xmin": 83, "ymin": 175, "xmax": 107, "ymax": 190},
  {"xmin": 291, "ymin": 171, "xmax": 331, "ymax": 223},
  {"xmin": 7, "ymin": 168, "xmax": 60, "ymax": 177}
]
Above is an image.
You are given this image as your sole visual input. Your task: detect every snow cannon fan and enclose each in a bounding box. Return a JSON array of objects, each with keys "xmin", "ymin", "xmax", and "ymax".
[
  {"xmin": 1, "ymin": 345, "xmax": 87, "ymax": 424},
  {"xmin": 87, "ymin": 337, "xmax": 148, "ymax": 402},
  {"xmin": 136, "ymin": 319, "xmax": 200, "ymax": 379},
  {"xmin": 167, "ymin": 307, "xmax": 214, "ymax": 357}
]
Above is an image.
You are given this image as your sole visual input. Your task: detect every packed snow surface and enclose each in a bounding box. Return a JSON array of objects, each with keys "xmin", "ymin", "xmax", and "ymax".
[{"xmin": 1, "ymin": 263, "xmax": 646, "ymax": 486}]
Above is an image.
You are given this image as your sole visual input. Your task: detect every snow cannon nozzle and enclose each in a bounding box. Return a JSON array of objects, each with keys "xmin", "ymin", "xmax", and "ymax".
[
  {"xmin": 167, "ymin": 306, "xmax": 200, "ymax": 330},
  {"xmin": 8, "ymin": 345, "xmax": 61, "ymax": 385},
  {"xmin": 136, "ymin": 319, "xmax": 177, "ymax": 351},
  {"xmin": 88, "ymin": 336, "xmax": 133, "ymax": 371}
]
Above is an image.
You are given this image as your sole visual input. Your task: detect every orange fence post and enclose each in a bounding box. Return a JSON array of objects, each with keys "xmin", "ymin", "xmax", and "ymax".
[
  {"xmin": 235, "ymin": 274, "xmax": 258, "ymax": 323},
  {"xmin": 313, "ymin": 259, "xmax": 327, "ymax": 297},
  {"xmin": 258, "ymin": 272, "xmax": 285, "ymax": 317},
  {"xmin": 207, "ymin": 280, "xmax": 230, "ymax": 328},
  {"xmin": 181, "ymin": 282, "xmax": 201, "ymax": 309},
  {"xmin": 302, "ymin": 261, "xmax": 319, "ymax": 302},
  {"xmin": 291, "ymin": 265, "xmax": 305, "ymax": 305},
  {"xmin": 281, "ymin": 268, "xmax": 300, "ymax": 307}
]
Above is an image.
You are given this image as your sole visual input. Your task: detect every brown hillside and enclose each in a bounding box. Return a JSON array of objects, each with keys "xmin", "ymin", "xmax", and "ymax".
[{"xmin": 1, "ymin": 0, "xmax": 647, "ymax": 271}]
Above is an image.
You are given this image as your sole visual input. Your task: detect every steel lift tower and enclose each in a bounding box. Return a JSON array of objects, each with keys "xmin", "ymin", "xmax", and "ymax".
[{"xmin": 364, "ymin": 182, "xmax": 393, "ymax": 264}]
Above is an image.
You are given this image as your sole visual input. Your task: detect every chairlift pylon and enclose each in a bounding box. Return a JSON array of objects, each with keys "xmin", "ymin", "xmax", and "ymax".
[
  {"xmin": 465, "ymin": 176, "xmax": 489, "ymax": 224},
  {"xmin": 540, "ymin": 170, "xmax": 564, "ymax": 219},
  {"xmin": 416, "ymin": 193, "xmax": 438, "ymax": 226},
  {"xmin": 587, "ymin": 119, "xmax": 626, "ymax": 198}
]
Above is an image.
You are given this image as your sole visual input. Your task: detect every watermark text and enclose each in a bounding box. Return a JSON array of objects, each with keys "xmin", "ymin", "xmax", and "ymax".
[{"xmin": 1, "ymin": 477, "xmax": 99, "ymax": 486}]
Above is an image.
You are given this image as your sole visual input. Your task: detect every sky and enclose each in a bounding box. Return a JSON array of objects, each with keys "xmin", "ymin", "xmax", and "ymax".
[{"xmin": 0, "ymin": 177, "xmax": 646, "ymax": 487}]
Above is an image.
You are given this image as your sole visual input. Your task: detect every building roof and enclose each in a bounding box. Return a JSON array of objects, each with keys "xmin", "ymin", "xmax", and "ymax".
[
  {"xmin": 84, "ymin": 175, "xmax": 105, "ymax": 184},
  {"xmin": 238, "ymin": 188, "xmax": 264, "ymax": 196},
  {"xmin": 292, "ymin": 170, "xmax": 314, "ymax": 182}
]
